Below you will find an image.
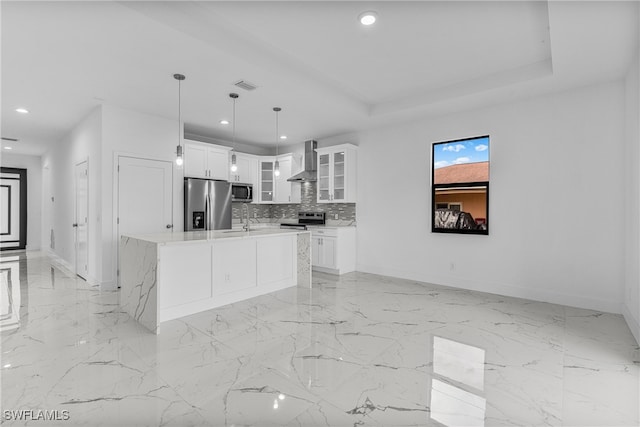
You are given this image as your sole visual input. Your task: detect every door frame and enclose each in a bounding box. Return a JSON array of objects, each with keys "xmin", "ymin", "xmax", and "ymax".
[
  {"xmin": 0, "ymin": 167, "xmax": 27, "ymax": 251},
  {"xmin": 112, "ymin": 152, "xmax": 175, "ymax": 286},
  {"xmin": 74, "ymin": 158, "xmax": 89, "ymax": 279}
]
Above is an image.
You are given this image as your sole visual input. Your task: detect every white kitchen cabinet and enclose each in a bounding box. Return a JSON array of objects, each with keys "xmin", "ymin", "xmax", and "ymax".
[
  {"xmin": 213, "ymin": 238, "xmax": 257, "ymax": 296},
  {"xmin": 257, "ymin": 234, "xmax": 295, "ymax": 287},
  {"xmin": 131, "ymin": 232, "xmax": 303, "ymax": 328},
  {"xmin": 258, "ymin": 157, "xmax": 275, "ymax": 203},
  {"xmin": 257, "ymin": 154, "xmax": 301, "ymax": 204},
  {"xmin": 316, "ymin": 144, "xmax": 358, "ymax": 203},
  {"xmin": 230, "ymin": 152, "xmax": 258, "ymax": 186},
  {"xmin": 310, "ymin": 227, "xmax": 356, "ymax": 275},
  {"xmin": 275, "ymin": 155, "xmax": 302, "ymax": 204},
  {"xmin": 311, "ymin": 235, "xmax": 336, "ymax": 270},
  {"xmin": 158, "ymin": 242, "xmax": 212, "ymax": 309},
  {"xmin": 183, "ymin": 140, "xmax": 231, "ymax": 180}
]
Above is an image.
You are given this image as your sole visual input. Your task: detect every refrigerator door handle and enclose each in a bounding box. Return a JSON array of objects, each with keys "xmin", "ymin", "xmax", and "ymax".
[{"xmin": 205, "ymin": 189, "xmax": 210, "ymax": 231}]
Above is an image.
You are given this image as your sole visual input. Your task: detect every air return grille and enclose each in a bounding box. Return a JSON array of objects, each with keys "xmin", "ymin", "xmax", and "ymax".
[
  {"xmin": 233, "ymin": 80, "xmax": 258, "ymax": 91},
  {"xmin": 1, "ymin": 137, "xmax": 18, "ymax": 142}
]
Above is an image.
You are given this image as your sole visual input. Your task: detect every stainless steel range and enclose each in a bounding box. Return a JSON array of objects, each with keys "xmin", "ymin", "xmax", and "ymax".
[{"xmin": 280, "ymin": 212, "xmax": 326, "ymax": 230}]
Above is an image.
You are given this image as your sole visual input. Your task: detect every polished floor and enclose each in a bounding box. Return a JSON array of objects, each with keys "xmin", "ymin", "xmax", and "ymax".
[{"xmin": 2, "ymin": 251, "xmax": 639, "ymax": 427}]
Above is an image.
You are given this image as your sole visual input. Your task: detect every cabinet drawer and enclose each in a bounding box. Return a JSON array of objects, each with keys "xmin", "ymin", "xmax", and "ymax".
[{"xmin": 310, "ymin": 228, "xmax": 338, "ymax": 237}]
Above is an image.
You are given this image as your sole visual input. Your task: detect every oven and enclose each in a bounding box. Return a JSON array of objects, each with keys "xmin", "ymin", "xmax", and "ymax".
[{"xmin": 279, "ymin": 212, "xmax": 326, "ymax": 230}]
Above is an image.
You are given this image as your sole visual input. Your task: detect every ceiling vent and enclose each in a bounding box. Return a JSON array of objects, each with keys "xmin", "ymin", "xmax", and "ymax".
[
  {"xmin": 1, "ymin": 137, "xmax": 18, "ymax": 142},
  {"xmin": 233, "ymin": 80, "xmax": 258, "ymax": 91}
]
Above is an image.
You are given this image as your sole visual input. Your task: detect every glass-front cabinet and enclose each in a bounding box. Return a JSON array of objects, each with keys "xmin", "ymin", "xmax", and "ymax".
[
  {"xmin": 315, "ymin": 144, "xmax": 358, "ymax": 203},
  {"xmin": 257, "ymin": 154, "xmax": 302, "ymax": 204},
  {"xmin": 318, "ymin": 153, "xmax": 331, "ymax": 202},
  {"xmin": 260, "ymin": 159, "xmax": 274, "ymax": 203}
]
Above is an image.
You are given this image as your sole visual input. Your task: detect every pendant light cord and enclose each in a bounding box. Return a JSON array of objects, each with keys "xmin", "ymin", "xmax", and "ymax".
[
  {"xmin": 275, "ymin": 110, "xmax": 279, "ymax": 156},
  {"xmin": 178, "ymin": 79, "xmax": 182, "ymax": 149},
  {"xmin": 232, "ymin": 97, "xmax": 236, "ymax": 151}
]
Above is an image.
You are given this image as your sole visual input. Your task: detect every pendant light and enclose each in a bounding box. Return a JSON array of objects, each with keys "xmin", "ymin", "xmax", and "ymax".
[
  {"xmin": 173, "ymin": 73, "xmax": 186, "ymax": 167},
  {"xmin": 273, "ymin": 107, "xmax": 281, "ymax": 177},
  {"xmin": 229, "ymin": 93, "xmax": 239, "ymax": 172}
]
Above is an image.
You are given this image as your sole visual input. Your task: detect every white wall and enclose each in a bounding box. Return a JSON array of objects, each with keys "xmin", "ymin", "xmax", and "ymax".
[
  {"xmin": 624, "ymin": 50, "xmax": 640, "ymax": 343},
  {"xmin": 41, "ymin": 107, "xmax": 102, "ymax": 283},
  {"xmin": 356, "ymin": 81, "xmax": 626, "ymax": 313},
  {"xmin": 0, "ymin": 153, "xmax": 42, "ymax": 250},
  {"xmin": 41, "ymin": 103, "xmax": 185, "ymax": 289},
  {"xmin": 101, "ymin": 104, "xmax": 183, "ymax": 288}
]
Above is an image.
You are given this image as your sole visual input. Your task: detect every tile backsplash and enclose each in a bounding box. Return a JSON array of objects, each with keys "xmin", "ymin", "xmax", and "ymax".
[{"xmin": 232, "ymin": 181, "xmax": 356, "ymax": 223}]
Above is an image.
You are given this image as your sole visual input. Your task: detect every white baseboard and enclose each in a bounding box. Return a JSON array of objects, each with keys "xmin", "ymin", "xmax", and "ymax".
[
  {"xmin": 43, "ymin": 250, "xmax": 115, "ymax": 291},
  {"xmin": 622, "ymin": 303, "xmax": 640, "ymax": 345},
  {"xmin": 100, "ymin": 280, "xmax": 117, "ymax": 291},
  {"xmin": 356, "ymin": 263, "xmax": 622, "ymax": 314},
  {"xmin": 47, "ymin": 251, "xmax": 76, "ymax": 277}
]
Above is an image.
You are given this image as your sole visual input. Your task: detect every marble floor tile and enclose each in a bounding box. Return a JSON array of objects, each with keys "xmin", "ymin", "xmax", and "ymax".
[{"xmin": 2, "ymin": 251, "xmax": 639, "ymax": 426}]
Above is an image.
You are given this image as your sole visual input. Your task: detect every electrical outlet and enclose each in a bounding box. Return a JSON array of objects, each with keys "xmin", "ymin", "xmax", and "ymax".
[
  {"xmin": 282, "ymin": 213, "xmax": 285, "ymax": 218},
  {"xmin": 334, "ymin": 213, "xmax": 339, "ymax": 220},
  {"xmin": 253, "ymin": 211, "xmax": 257, "ymax": 218}
]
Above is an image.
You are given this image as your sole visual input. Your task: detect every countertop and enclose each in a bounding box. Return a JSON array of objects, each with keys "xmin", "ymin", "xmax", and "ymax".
[{"xmin": 122, "ymin": 228, "xmax": 309, "ymax": 245}]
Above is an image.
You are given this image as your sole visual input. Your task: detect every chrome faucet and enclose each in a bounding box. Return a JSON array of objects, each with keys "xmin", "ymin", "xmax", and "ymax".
[{"xmin": 241, "ymin": 203, "xmax": 250, "ymax": 232}]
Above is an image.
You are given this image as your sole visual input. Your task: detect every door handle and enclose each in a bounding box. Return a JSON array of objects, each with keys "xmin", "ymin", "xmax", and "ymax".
[
  {"xmin": 166, "ymin": 224, "xmax": 173, "ymax": 229},
  {"xmin": 72, "ymin": 223, "xmax": 78, "ymax": 227}
]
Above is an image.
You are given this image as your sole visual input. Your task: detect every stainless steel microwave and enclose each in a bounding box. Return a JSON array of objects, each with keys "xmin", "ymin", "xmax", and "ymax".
[{"xmin": 231, "ymin": 183, "xmax": 253, "ymax": 202}]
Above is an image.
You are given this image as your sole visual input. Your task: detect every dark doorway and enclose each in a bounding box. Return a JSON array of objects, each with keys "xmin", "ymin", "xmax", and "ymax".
[{"xmin": 1, "ymin": 167, "xmax": 27, "ymax": 250}]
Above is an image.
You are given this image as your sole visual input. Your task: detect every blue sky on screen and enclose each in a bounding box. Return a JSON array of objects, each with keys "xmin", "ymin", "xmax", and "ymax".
[{"xmin": 433, "ymin": 136, "xmax": 489, "ymax": 169}]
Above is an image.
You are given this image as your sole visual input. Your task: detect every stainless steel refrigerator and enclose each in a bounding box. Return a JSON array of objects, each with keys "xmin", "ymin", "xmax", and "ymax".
[{"xmin": 184, "ymin": 178, "xmax": 232, "ymax": 231}]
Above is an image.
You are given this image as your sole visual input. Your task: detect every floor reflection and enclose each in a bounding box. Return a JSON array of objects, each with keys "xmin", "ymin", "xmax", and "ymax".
[
  {"xmin": 430, "ymin": 336, "xmax": 486, "ymax": 426},
  {"xmin": 0, "ymin": 254, "xmax": 23, "ymax": 332}
]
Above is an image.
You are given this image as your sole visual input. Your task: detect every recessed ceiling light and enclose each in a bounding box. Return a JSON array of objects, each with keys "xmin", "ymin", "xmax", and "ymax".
[
  {"xmin": 4, "ymin": 147, "xmax": 13, "ymax": 150},
  {"xmin": 220, "ymin": 120, "xmax": 229, "ymax": 125},
  {"xmin": 15, "ymin": 108, "xmax": 29, "ymax": 114},
  {"xmin": 358, "ymin": 11, "xmax": 378, "ymax": 26},
  {"xmin": 280, "ymin": 135, "xmax": 287, "ymax": 140}
]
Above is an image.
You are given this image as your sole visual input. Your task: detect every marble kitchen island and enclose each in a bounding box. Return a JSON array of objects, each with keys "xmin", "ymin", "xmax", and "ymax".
[{"xmin": 119, "ymin": 229, "xmax": 311, "ymax": 334}]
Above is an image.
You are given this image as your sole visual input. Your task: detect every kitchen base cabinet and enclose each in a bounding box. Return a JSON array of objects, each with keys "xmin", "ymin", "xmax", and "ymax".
[
  {"xmin": 159, "ymin": 243, "xmax": 212, "ymax": 309},
  {"xmin": 120, "ymin": 230, "xmax": 310, "ymax": 334},
  {"xmin": 310, "ymin": 227, "xmax": 355, "ymax": 275},
  {"xmin": 213, "ymin": 239, "xmax": 257, "ymax": 296},
  {"xmin": 257, "ymin": 235, "xmax": 295, "ymax": 288},
  {"xmin": 311, "ymin": 236, "xmax": 336, "ymax": 270}
]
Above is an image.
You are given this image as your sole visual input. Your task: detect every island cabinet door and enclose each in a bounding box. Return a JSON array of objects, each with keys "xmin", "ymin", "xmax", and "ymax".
[
  {"xmin": 213, "ymin": 239, "xmax": 257, "ymax": 296},
  {"xmin": 256, "ymin": 235, "xmax": 295, "ymax": 289},
  {"xmin": 158, "ymin": 243, "xmax": 212, "ymax": 309}
]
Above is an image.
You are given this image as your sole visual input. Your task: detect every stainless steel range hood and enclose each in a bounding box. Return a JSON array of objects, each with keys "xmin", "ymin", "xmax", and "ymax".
[{"xmin": 287, "ymin": 140, "xmax": 317, "ymax": 182}]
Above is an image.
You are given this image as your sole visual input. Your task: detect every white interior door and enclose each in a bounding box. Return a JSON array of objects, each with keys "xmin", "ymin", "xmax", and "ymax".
[
  {"xmin": 75, "ymin": 161, "xmax": 89, "ymax": 279},
  {"xmin": 117, "ymin": 156, "xmax": 173, "ymax": 283}
]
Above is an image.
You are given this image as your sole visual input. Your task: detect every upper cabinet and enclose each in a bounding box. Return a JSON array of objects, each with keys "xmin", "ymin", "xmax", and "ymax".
[
  {"xmin": 230, "ymin": 152, "xmax": 258, "ymax": 186},
  {"xmin": 258, "ymin": 157, "xmax": 275, "ymax": 203},
  {"xmin": 316, "ymin": 144, "xmax": 358, "ymax": 203},
  {"xmin": 275, "ymin": 154, "xmax": 301, "ymax": 204},
  {"xmin": 182, "ymin": 140, "xmax": 302, "ymax": 204},
  {"xmin": 257, "ymin": 154, "xmax": 301, "ymax": 204},
  {"xmin": 184, "ymin": 140, "xmax": 231, "ymax": 181}
]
